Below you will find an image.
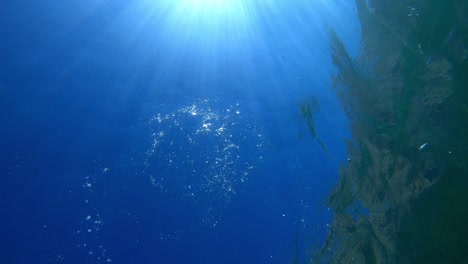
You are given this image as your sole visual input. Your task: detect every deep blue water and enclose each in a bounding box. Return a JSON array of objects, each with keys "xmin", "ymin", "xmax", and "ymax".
[{"xmin": 0, "ymin": 1, "xmax": 357, "ymax": 263}]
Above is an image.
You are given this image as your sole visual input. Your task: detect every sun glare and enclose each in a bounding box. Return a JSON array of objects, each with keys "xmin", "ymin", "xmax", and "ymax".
[
  {"xmin": 185, "ymin": 0, "xmax": 226, "ymax": 8},
  {"xmin": 157, "ymin": 0, "xmax": 252, "ymax": 38},
  {"xmin": 178, "ymin": 0, "xmax": 243, "ymax": 17}
]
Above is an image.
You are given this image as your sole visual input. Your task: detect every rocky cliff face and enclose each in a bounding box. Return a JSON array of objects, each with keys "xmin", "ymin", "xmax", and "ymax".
[{"xmin": 315, "ymin": 0, "xmax": 468, "ymax": 263}]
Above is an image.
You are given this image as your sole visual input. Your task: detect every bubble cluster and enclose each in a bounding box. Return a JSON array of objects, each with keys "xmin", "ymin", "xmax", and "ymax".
[
  {"xmin": 76, "ymin": 158, "xmax": 112, "ymax": 263},
  {"xmin": 145, "ymin": 99, "xmax": 266, "ymax": 223}
]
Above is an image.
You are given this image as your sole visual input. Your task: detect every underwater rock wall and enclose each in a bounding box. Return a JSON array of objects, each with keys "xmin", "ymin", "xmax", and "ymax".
[{"xmin": 316, "ymin": 0, "xmax": 467, "ymax": 263}]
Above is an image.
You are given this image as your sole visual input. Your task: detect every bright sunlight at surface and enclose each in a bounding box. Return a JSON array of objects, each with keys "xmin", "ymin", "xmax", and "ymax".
[
  {"xmin": 136, "ymin": 0, "xmax": 257, "ymax": 63},
  {"xmin": 133, "ymin": 0, "xmax": 333, "ymax": 78},
  {"xmin": 174, "ymin": 0, "xmax": 247, "ymax": 19},
  {"xmin": 138, "ymin": 0, "xmax": 331, "ymax": 43},
  {"xmin": 182, "ymin": 0, "xmax": 230, "ymax": 9},
  {"xmin": 141, "ymin": 0, "xmax": 252, "ymax": 27}
]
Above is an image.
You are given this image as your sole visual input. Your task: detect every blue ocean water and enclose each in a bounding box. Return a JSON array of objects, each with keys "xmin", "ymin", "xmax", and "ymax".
[{"xmin": 0, "ymin": 1, "xmax": 357, "ymax": 263}]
